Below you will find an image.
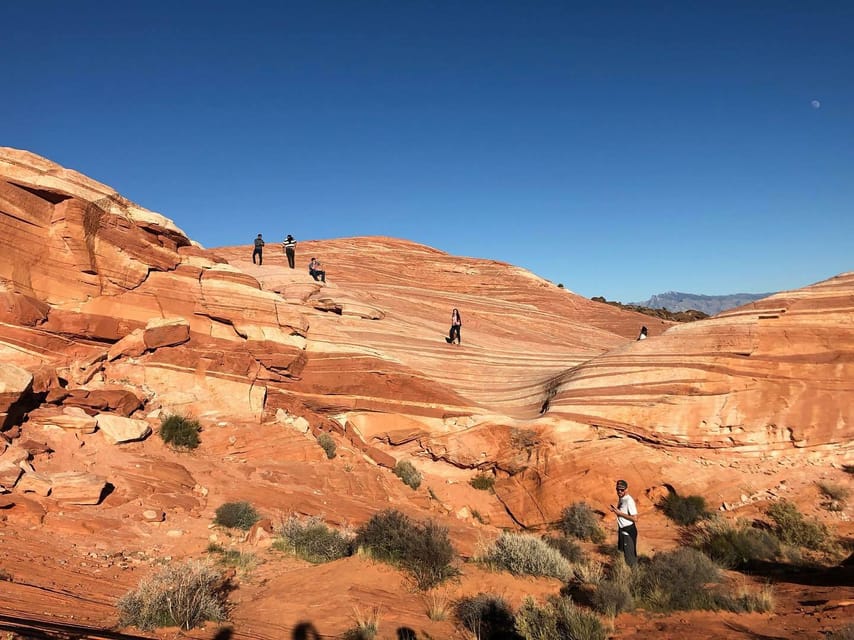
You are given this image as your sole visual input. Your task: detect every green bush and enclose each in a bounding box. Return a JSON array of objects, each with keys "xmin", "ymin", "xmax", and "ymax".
[
  {"xmin": 658, "ymin": 492, "xmax": 710, "ymax": 526},
  {"xmin": 634, "ymin": 547, "xmax": 721, "ymax": 611},
  {"xmin": 317, "ymin": 433, "xmax": 337, "ymax": 459},
  {"xmin": 515, "ymin": 596, "xmax": 607, "ymax": 640},
  {"xmin": 542, "ymin": 536, "xmax": 585, "ymax": 564},
  {"xmin": 559, "ymin": 503, "xmax": 605, "ymax": 543},
  {"xmin": 454, "ymin": 593, "xmax": 518, "ymax": 640},
  {"xmin": 394, "ymin": 460, "xmax": 422, "ymax": 490},
  {"xmin": 470, "ymin": 472, "xmax": 496, "ymax": 491},
  {"xmin": 117, "ymin": 560, "xmax": 225, "ymax": 630},
  {"xmin": 765, "ymin": 500, "xmax": 830, "ymax": 550},
  {"xmin": 214, "ymin": 501, "xmax": 260, "ymax": 531},
  {"xmin": 692, "ymin": 517, "xmax": 780, "ymax": 568},
  {"xmin": 481, "ymin": 532, "xmax": 572, "ymax": 581},
  {"xmin": 355, "ymin": 509, "xmax": 458, "ymax": 590},
  {"xmin": 159, "ymin": 414, "xmax": 200, "ymax": 450},
  {"xmin": 274, "ymin": 515, "xmax": 352, "ymax": 563}
]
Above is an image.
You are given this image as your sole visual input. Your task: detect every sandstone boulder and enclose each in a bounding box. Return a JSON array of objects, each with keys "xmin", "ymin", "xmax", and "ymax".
[
  {"xmin": 95, "ymin": 414, "xmax": 151, "ymax": 443},
  {"xmin": 16, "ymin": 472, "xmax": 52, "ymax": 496},
  {"xmin": 0, "ymin": 363, "xmax": 33, "ymax": 426},
  {"xmin": 0, "ymin": 460, "xmax": 22, "ymax": 490},
  {"xmin": 49, "ymin": 472, "xmax": 107, "ymax": 504},
  {"xmin": 107, "ymin": 328, "xmax": 147, "ymax": 361},
  {"xmin": 143, "ymin": 317, "xmax": 190, "ymax": 350},
  {"xmin": 28, "ymin": 406, "xmax": 98, "ymax": 433},
  {"xmin": 63, "ymin": 388, "xmax": 143, "ymax": 416}
]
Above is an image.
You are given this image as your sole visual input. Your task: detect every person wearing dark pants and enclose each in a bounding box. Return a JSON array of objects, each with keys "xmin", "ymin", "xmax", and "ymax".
[
  {"xmin": 308, "ymin": 257, "xmax": 326, "ymax": 283},
  {"xmin": 610, "ymin": 479, "xmax": 638, "ymax": 566},
  {"xmin": 252, "ymin": 233, "xmax": 265, "ymax": 265},
  {"xmin": 282, "ymin": 234, "xmax": 296, "ymax": 268},
  {"xmin": 445, "ymin": 308, "xmax": 462, "ymax": 344}
]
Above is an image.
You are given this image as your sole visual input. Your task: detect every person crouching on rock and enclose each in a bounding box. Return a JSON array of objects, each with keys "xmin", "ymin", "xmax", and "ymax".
[
  {"xmin": 445, "ymin": 308, "xmax": 462, "ymax": 344},
  {"xmin": 308, "ymin": 257, "xmax": 326, "ymax": 283}
]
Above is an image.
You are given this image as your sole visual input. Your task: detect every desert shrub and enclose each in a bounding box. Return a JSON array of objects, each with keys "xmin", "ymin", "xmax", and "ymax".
[
  {"xmin": 692, "ymin": 517, "xmax": 780, "ymax": 568},
  {"xmin": 559, "ymin": 503, "xmax": 605, "ymax": 543},
  {"xmin": 573, "ymin": 560, "xmax": 605, "ymax": 586},
  {"xmin": 470, "ymin": 472, "xmax": 496, "ymax": 491},
  {"xmin": 117, "ymin": 559, "xmax": 225, "ymax": 630},
  {"xmin": 658, "ymin": 492, "xmax": 710, "ymax": 526},
  {"xmin": 720, "ymin": 582, "xmax": 775, "ymax": 613},
  {"xmin": 515, "ymin": 596, "xmax": 607, "ymax": 640},
  {"xmin": 481, "ymin": 532, "xmax": 572, "ymax": 581},
  {"xmin": 590, "ymin": 556, "xmax": 635, "ymax": 616},
  {"xmin": 766, "ymin": 500, "xmax": 830, "ymax": 550},
  {"xmin": 634, "ymin": 547, "xmax": 721, "ymax": 611},
  {"xmin": 354, "ymin": 509, "xmax": 458, "ymax": 589},
  {"xmin": 317, "ymin": 433, "xmax": 337, "ymax": 459},
  {"xmin": 424, "ymin": 590, "xmax": 451, "ymax": 621},
  {"xmin": 274, "ymin": 515, "xmax": 352, "ymax": 563},
  {"xmin": 215, "ymin": 550, "xmax": 256, "ymax": 571},
  {"xmin": 0, "ymin": 569, "xmax": 11, "ymax": 582},
  {"xmin": 454, "ymin": 593, "xmax": 518, "ymax": 640},
  {"xmin": 343, "ymin": 607, "xmax": 381, "ymax": 640},
  {"xmin": 817, "ymin": 481, "xmax": 850, "ymax": 511},
  {"xmin": 394, "ymin": 460, "xmax": 422, "ymax": 490},
  {"xmin": 543, "ymin": 535, "xmax": 585, "ymax": 564},
  {"xmin": 159, "ymin": 414, "xmax": 200, "ymax": 450},
  {"xmin": 827, "ymin": 624, "xmax": 854, "ymax": 640},
  {"xmin": 214, "ymin": 501, "xmax": 260, "ymax": 531},
  {"xmin": 592, "ymin": 579, "xmax": 634, "ymax": 616}
]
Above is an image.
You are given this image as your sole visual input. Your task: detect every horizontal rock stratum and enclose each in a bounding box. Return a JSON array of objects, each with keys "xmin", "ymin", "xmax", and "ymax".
[{"xmin": 0, "ymin": 147, "xmax": 852, "ymax": 639}]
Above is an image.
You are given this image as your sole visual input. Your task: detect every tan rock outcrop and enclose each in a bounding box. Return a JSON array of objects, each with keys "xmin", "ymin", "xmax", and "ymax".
[
  {"xmin": 48, "ymin": 471, "xmax": 107, "ymax": 504},
  {"xmin": 143, "ymin": 317, "xmax": 190, "ymax": 350},
  {"xmin": 95, "ymin": 414, "xmax": 151, "ymax": 443},
  {"xmin": 0, "ymin": 363, "xmax": 33, "ymax": 425}
]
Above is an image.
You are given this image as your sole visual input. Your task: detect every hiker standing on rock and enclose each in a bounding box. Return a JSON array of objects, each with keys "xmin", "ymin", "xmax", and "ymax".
[
  {"xmin": 445, "ymin": 308, "xmax": 462, "ymax": 345},
  {"xmin": 610, "ymin": 479, "xmax": 638, "ymax": 566},
  {"xmin": 637, "ymin": 326, "xmax": 648, "ymax": 340},
  {"xmin": 252, "ymin": 233, "xmax": 265, "ymax": 265},
  {"xmin": 282, "ymin": 234, "xmax": 296, "ymax": 269}
]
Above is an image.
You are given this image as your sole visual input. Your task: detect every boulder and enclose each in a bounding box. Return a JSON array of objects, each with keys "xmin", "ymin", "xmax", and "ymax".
[
  {"xmin": 28, "ymin": 406, "xmax": 98, "ymax": 433},
  {"xmin": 96, "ymin": 414, "xmax": 151, "ymax": 443},
  {"xmin": 0, "ymin": 363, "xmax": 33, "ymax": 425},
  {"xmin": 49, "ymin": 472, "xmax": 107, "ymax": 505},
  {"xmin": 143, "ymin": 317, "xmax": 190, "ymax": 350},
  {"xmin": 65, "ymin": 388, "xmax": 144, "ymax": 416},
  {"xmin": 16, "ymin": 472, "xmax": 52, "ymax": 496},
  {"xmin": 107, "ymin": 329, "xmax": 147, "ymax": 361},
  {"xmin": 0, "ymin": 460, "xmax": 23, "ymax": 490}
]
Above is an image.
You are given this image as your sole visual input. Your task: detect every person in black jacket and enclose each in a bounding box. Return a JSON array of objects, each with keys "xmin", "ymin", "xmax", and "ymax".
[{"xmin": 252, "ymin": 234, "xmax": 265, "ymax": 265}]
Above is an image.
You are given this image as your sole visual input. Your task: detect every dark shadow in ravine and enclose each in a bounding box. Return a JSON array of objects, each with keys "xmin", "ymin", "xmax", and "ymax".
[
  {"xmin": 397, "ymin": 627, "xmax": 417, "ymax": 640},
  {"xmin": 212, "ymin": 627, "xmax": 234, "ymax": 640}
]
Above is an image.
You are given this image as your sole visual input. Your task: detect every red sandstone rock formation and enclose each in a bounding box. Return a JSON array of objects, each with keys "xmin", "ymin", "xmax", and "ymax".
[{"xmin": 0, "ymin": 147, "xmax": 852, "ymax": 640}]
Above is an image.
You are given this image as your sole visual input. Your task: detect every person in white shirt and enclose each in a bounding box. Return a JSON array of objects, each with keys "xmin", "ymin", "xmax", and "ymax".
[{"xmin": 609, "ymin": 479, "xmax": 638, "ymax": 566}]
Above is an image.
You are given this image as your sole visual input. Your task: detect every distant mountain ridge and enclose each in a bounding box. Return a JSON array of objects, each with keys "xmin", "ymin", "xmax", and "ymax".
[{"xmin": 634, "ymin": 291, "xmax": 773, "ymax": 315}]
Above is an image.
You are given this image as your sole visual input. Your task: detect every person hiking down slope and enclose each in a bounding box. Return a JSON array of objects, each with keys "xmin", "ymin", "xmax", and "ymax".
[
  {"xmin": 609, "ymin": 479, "xmax": 638, "ymax": 566},
  {"xmin": 252, "ymin": 234, "xmax": 265, "ymax": 265},
  {"xmin": 282, "ymin": 234, "xmax": 296, "ymax": 269},
  {"xmin": 445, "ymin": 308, "xmax": 462, "ymax": 344}
]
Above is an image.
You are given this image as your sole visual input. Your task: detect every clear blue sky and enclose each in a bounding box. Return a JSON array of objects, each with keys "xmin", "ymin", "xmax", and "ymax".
[{"xmin": 3, "ymin": 1, "xmax": 851, "ymax": 302}]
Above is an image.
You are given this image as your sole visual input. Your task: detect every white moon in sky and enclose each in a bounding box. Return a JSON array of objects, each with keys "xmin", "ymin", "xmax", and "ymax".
[{"xmin": 811, "ymin": 99, "xmax": 821, "ymax": 109}]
